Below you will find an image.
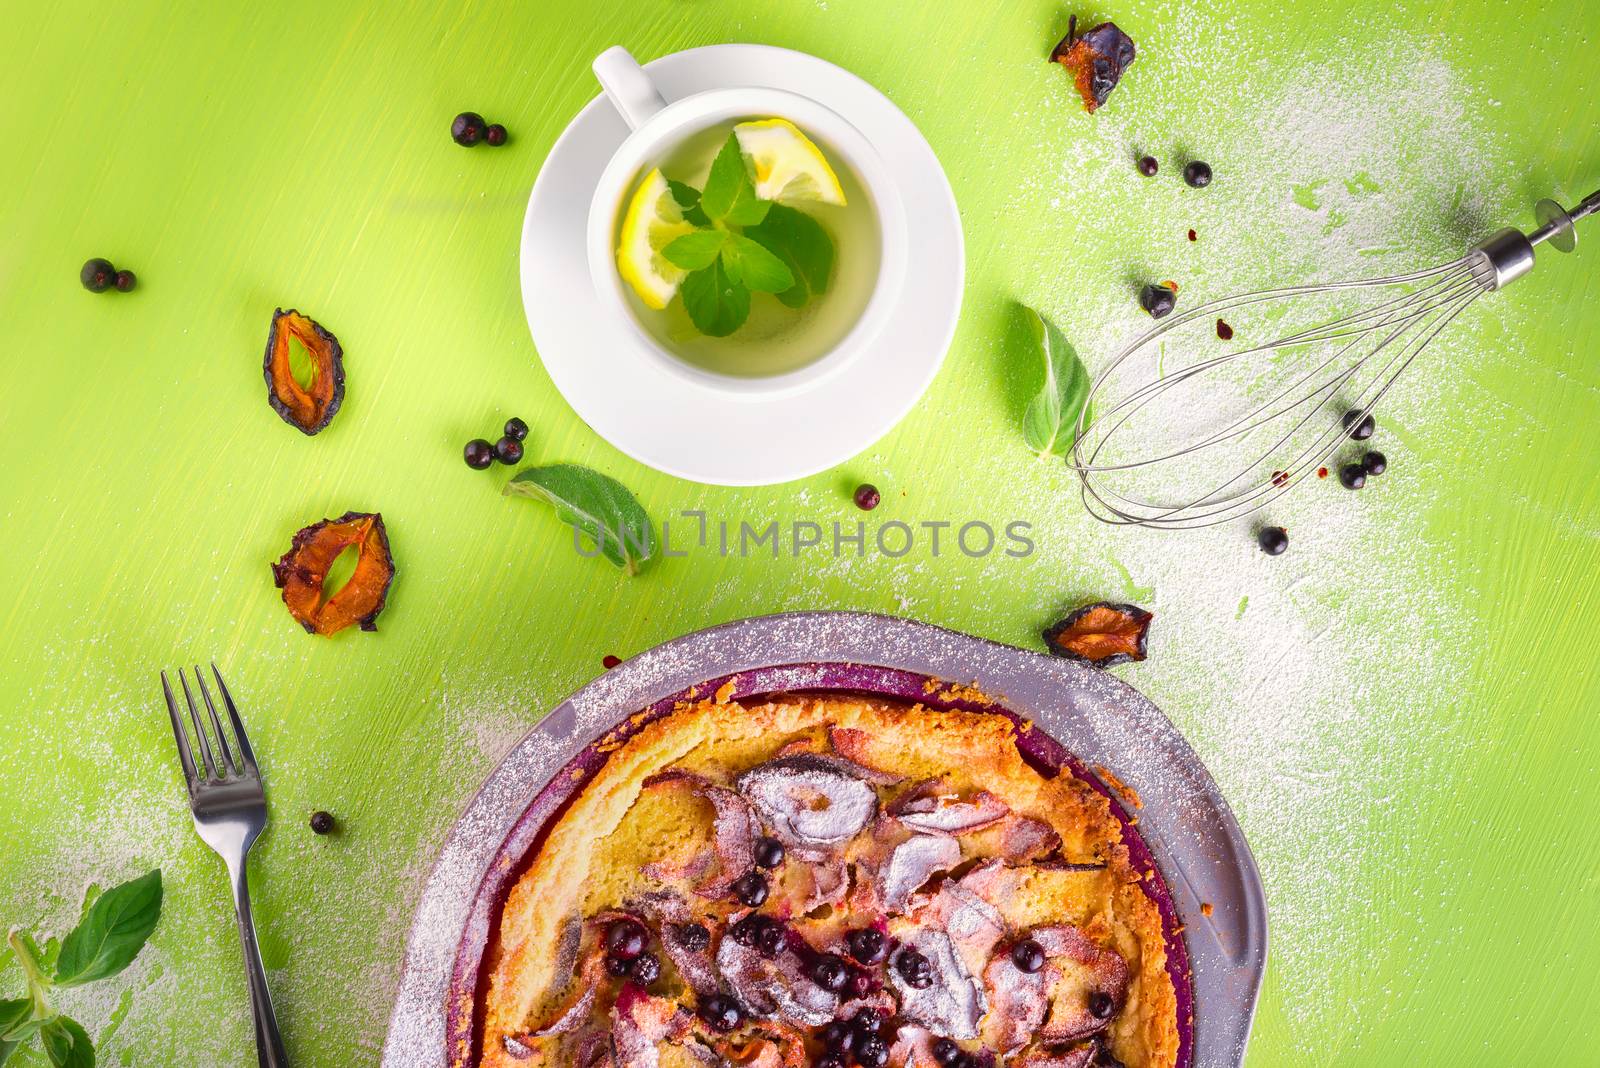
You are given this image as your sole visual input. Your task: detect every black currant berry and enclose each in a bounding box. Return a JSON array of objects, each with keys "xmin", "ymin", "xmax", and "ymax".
[
  {"xmin": 80, "ymin": 258, "xmax": 117, "ymax": 292},
  {"xmin": 732, "ymin": 871, "xmax": 769, "ymax": 908},
  {"xmin": 753, "ymin": 836, "xmax": 785, "ymax": 868},
  {"xmin": 451, "ymin": 112, "xmax": 486, "ymax": 146},
  {"xmin": 494, "ymin": 436, "xmax": 524, "ymax": 465}
]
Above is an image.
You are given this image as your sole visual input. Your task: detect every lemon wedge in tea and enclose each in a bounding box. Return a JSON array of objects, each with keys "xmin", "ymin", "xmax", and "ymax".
[
  {"xmin": 733, "ymin": 118, "xmax": 847, "ymax": 207},
  {"xmin": 616, "ymin": 168, "xmax": 697, "ymax": 309}
]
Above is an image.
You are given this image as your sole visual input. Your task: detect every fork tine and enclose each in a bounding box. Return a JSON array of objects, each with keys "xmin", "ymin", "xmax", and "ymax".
[
  {"xmin": 179, "ymin": 669, "xmax": 219, "ymax": 781},
  {"xmin": 210, "ymin": 662, "xmax": 259, "ymax": 776},
  {"xmin": 194, "ymin": 666, "xmax": 236, "ymax": 775},
  {"xmin": 159, "ymin": 671, "xmax": 200, "ymax": 789}
]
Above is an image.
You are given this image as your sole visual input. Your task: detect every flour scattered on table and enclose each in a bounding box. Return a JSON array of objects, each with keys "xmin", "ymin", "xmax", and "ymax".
[
  {"xmin": 0, "ymin": 20, "xmax": 1529, "ymax": 1068},
  {"xmin": 998, "ymin": 24, "xmax": 1520, "ymax": 1049},
  {"xmin": 0, "ymin": 671, "xmax": 548, "ymax": 1065}
]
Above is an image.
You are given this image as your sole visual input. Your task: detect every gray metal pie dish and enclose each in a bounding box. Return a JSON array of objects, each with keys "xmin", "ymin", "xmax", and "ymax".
[{"xmin": 382, "ymin": 611, "xmax": 1266, "ymax": 1068}]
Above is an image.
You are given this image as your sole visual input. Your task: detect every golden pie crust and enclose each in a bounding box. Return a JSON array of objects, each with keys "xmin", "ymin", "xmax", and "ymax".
[{"xmin": 472, "ymin": 692, "xmax": 1180, "ymax": 1068}]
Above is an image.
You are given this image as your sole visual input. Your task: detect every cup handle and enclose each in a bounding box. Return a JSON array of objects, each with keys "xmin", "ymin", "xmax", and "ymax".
[{"xmin": 593, "ymin": 46, "xmax": 666, "ymax": 132}]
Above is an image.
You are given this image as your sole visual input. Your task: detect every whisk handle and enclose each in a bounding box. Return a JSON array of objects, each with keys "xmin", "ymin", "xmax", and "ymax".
[
  {"xmin": 1527, "ymin": 188, "xmax": 1600, "ymax": 254},
  {"xmin": 1570, "ymin": 189, "xmax": 1600, "ymax": 224}
]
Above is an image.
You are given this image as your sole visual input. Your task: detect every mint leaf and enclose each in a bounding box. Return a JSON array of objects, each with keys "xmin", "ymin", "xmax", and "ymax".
[
  {"xmin": 724, "ymin": 191, "xmax": 770, "ymax": 227},
  {"xmin": 504, "ymin": 465, "xmax": 657, "ymax": 576},
  {"xmin": 720, "ymin": 234, "xmax": 794, "ymax": 293},
  {"xmin": 667, "ymin": 180, "xmax": 709, "ymax": 226},
  {"xmin": 0, "ymin": 1038, "xmax": 16, "ymax": 1067},
  {"xmin": 744, "ymin": 204, "xmax": 833, "ymax": 308},
  {"xmin": 0, "ymin": 1020, "xmax": 43, "ymax": 1046},
  {"xmin": 39, "ymin": 1017, "xmax": 92, "ymax": 1068},
  {"xmin": 0, "ymin": 1000, "xmax": 33, "ymax": 1043},
  {"xmin": 54, "ymin": 870, "xmax": 162, "ymax": 988},
  {"xmin": 1020, "ymin": 307, "xmax": 1093, "ymax": 459},
  {"xmin": 699, "ymin": 134, "xmax": 769, "ymax": 227},
  {"xmin": 680, "ymin": 259, "xmax": 750, "ymax": 337},
  {"xmin": 774, "ymin": 278, "xmax": 811, "ymax": 309},
  {"xmin": 698, "ymin": 134, "xmax": 746, "ymax": 220},
  {"xmin": 662, "ymin": 229, "xmax": 727, "ymax": 271}
]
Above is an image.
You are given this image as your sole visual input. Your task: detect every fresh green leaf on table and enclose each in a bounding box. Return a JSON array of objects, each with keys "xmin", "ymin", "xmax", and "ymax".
[
  {"xmin": 721, "ymin": 234, "xmax": 795, "ymax": 293},
  {"xmin": 681, "ymin": 259, "xmax": 751, "ymax": 337},
  {"xmin": 667, "ymin": 179, "xmax": 709, "ymax": 226},
  {"xmin": 38, "ymin": 1017, "xmax": 92, "ymax": 1068},
  {"xmin": 504, "ymin": 465, "xmax": 657, "ymax": 576},
  {"xmin": 1021, "ymin": 307, "xmax": 1093, "ymax": 459},
  {"xmin": 0, "ymin": 1000, "xmax": 33, "ymax": 1042},
  {"xmin": 54, "ymin": 869, "xmax": 162, "ymax": 987},
  {"xmin": 0, "ymin": 997, "xmax": 40, "ymax": 1065},
  {"xmin": 662, "ymin": 229, "xmax": 728, "ymax": 271},
  {"xmin": 745, "ymin": 203, "xmax": 833, "ymax": 308},
  {"xmin": 699, "ymin": 134, "xmax": 770, "ymax": 227}
]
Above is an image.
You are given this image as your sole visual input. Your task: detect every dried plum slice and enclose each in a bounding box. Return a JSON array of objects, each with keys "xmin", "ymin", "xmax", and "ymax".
[
  {"xmin": 522, "ymin": 944, "xmax": 607, "ymax": 1039},
  {"xmin": 893, "ymin": 785, "xmax": 1010, "ymax": 836},
  {"xmin": 631, "ymin": 891, "xmax": 721, "ymax": 999},
  {"xmin": 714, "ymin": 931, "xmax": 837, "ymax": 1027},
  {"xmin": 735, "ymin": 754, "xmax": 879, "ymax": 852},
  {"xmin": 825, "ymin": 727, "xmax": 905, "ymax": 783},
  {"xmin": 1042, "ymin": 602, "xmax": 1152, "ymax": 667},
  {"xmin": 888, "ymin": 929, "xmax": 987, "ymax": 1040},
  {"xmin": 998, "ymin": 816, "xmax": 1062, "ymax": 862},
  {"xmin": 263, "ymin": 308, "xmax": 345, "ymax": 434},
  {"xmin": 887, "ymin": 1024, "xmax": 942, "ymax": 1068},
  {"xmin": 503, "ymin": 920, "xmax": 611, "ymax": 1050},
  {"xmin": 270, "ymin": 511, "xmax": 395, "ymax": 636},
  {"xmin": 610, "ymin": 983, "xmax": 694, "ymax": 1068},
  {"xmin": 1030, "ymin": 925, "xmax": 1130, "ymax": 1043},
  {"xmin": 1050, "ymin": 17, "xmax": 1137, "ymax": 113},
  {"xmin": 981, "ymin": 947, "xmax": 1057, "ymax": 1053},
  {"xmin": 916, "ymin": 881, "xmax": 1006, "ymax": 977},
  {"xmin": 799, "ymin": 855, "xmax": 850, "ymax": 914},
  {"xmin": 878, "ymin": 834, "xmax": 962, "ymax": 915},
  {"xmin": 641, "ymin": 769, "xmax": 759, "ymax": 898}
]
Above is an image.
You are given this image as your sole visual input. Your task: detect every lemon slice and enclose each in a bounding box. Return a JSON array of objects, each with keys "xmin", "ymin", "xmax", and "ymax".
[
  {"xmin": 733, "ymin": 119, "xmax": 847, "ymax": 207},
  {"xmin": 616, "ymin": 168, "xmax": 698, "ymax": 310}
]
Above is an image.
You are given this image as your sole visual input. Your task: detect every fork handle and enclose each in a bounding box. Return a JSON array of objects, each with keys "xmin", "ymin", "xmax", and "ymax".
[{"xmin": 228, "ymin": 857, "xmax": 289, "ymax": 1067}]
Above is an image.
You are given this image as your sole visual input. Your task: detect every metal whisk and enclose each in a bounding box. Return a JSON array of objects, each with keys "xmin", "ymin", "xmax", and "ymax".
[{"xmin": 1068, "ymin": 189, "xmax": 1600, "ymax": 529}]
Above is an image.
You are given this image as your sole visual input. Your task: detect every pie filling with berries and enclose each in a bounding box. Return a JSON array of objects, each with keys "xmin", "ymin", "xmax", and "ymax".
[{"xmin": 476, "ymin": 694, "xmax": 1181, "ymax": 1068}]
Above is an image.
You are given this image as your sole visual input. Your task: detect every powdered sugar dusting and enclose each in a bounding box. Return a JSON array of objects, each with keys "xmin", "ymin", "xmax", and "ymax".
[
  {"xmin": 3, "ymin": 21, "xmax": 1526, "ymax": 1068},
  {"xmin": 995, "ymin": 24, "xmax": 1517, "ymax": 1049},
  {"xmin": 0, "ymin": 671, "xmax": 548, "ymax": 1066}
]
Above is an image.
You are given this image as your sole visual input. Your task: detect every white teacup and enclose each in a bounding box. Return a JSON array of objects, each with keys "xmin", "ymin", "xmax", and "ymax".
[{"xmin": 586, "ymin": 46, "xmax": 908, "ymax": 398}]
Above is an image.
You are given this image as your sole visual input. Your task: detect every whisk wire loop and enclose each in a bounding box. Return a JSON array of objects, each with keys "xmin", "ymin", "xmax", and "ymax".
[
  {"xmin": 1070, "ymin": 258, "xmax": 1492, "ymax": 529},
  {"xmin": 1069, "ymin": 193, "xmax": 1595, "ymax": 531}
]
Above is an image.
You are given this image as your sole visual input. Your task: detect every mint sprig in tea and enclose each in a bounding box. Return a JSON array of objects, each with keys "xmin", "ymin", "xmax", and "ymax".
[{"xmin": 615, "ymin": 118, "xmax": 879, "ymax": 378}]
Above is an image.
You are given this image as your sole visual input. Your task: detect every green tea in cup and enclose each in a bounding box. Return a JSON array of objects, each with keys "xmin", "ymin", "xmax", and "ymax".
[{"xmin": 614, "ymin": 117, "xmax": 881, "ymax": 379}]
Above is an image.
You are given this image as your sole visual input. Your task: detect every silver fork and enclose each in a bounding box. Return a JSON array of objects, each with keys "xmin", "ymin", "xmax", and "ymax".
[{"xmin": 160, "ymin": 664, "xmax": 288, "ymax": 1067}]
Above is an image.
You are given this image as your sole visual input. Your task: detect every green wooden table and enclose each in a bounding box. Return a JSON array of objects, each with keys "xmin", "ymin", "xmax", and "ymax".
[{"xmin": 2, "ymin": 1, "xmax": 1597, "ymax": 1064}]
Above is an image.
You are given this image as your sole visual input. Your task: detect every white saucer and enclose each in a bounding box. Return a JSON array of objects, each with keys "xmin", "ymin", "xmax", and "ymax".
[{"xmin": 520, "ymin": 44, "xmax": 964, "ymax": 486}]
